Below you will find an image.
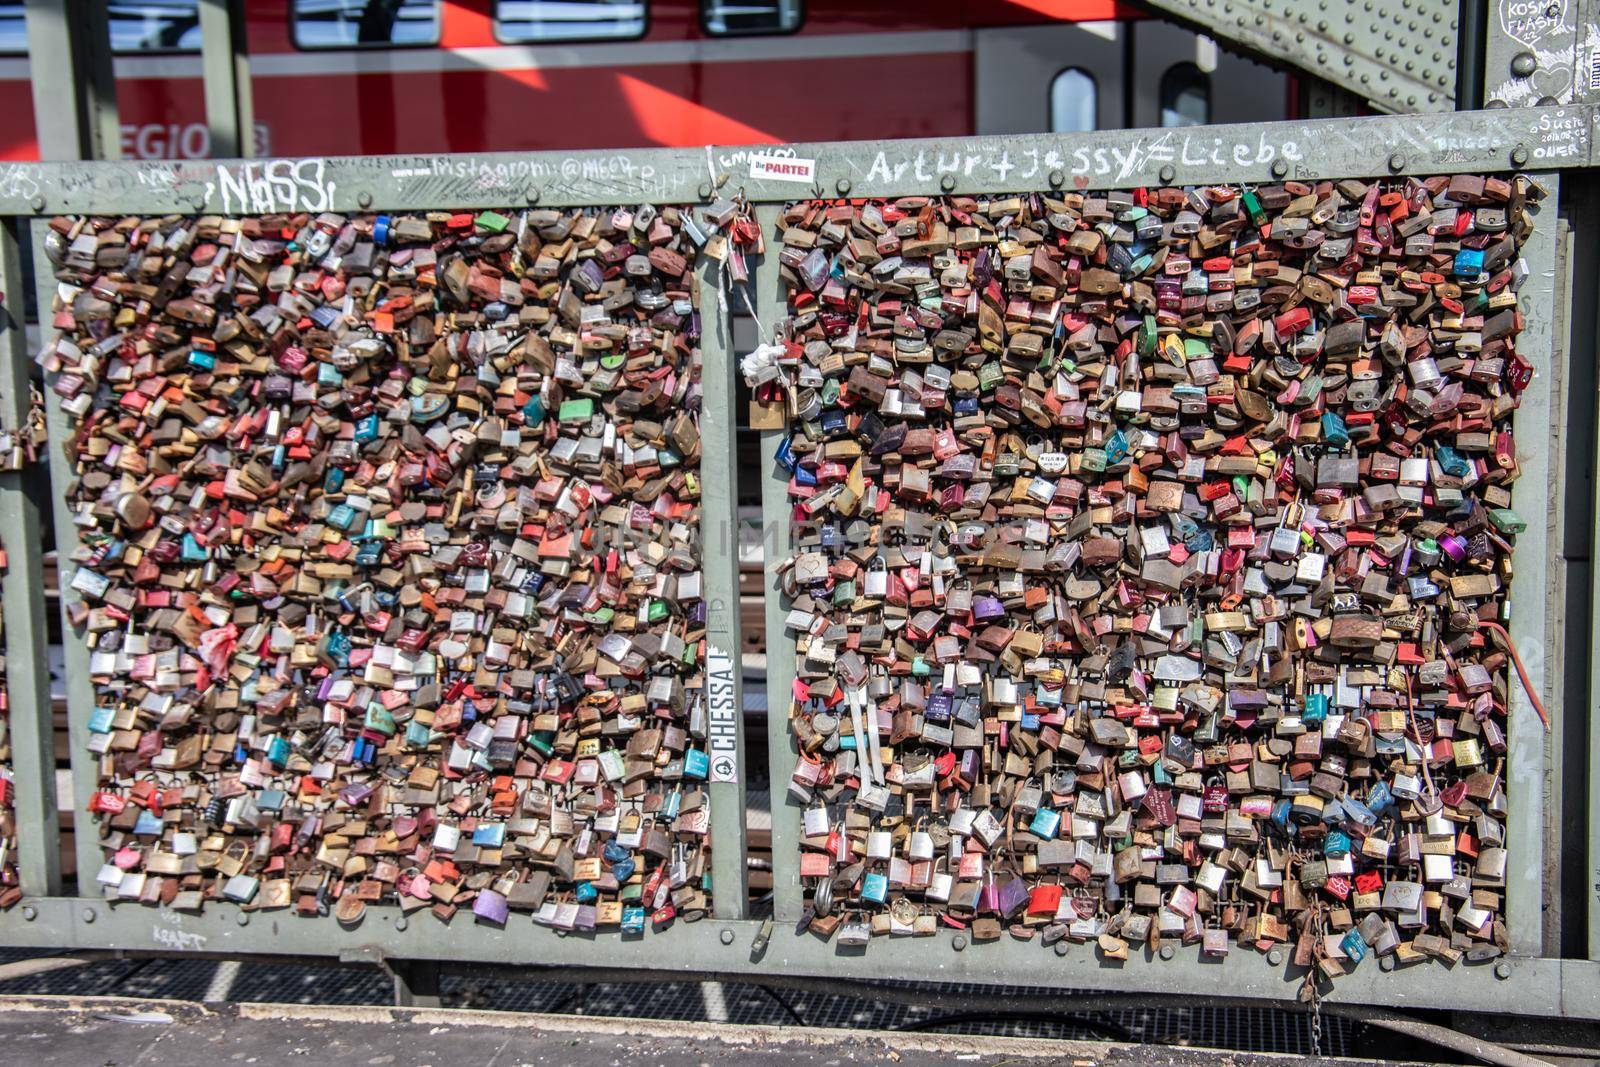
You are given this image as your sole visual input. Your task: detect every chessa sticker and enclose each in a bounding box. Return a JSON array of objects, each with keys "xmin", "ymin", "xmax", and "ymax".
[
  {"xmin": 750, "ymin": 154, "xmax": 817, "ymax": 183},
  {"xmin": 706, "ymin": 644, "xmax": 740, "ymax": 784}
]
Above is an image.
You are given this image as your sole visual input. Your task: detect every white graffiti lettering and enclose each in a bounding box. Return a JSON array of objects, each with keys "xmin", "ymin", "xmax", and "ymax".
[{"xmin": 211, "ymin": 159, "xmax": 335, "ymax": 215}]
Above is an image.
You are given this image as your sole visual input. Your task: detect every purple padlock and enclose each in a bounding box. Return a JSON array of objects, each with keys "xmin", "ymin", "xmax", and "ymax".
[
  {"xmin": 995, "ymin": 875, "xmax": 1030, "ymax": 918},
  {"xmin": 575, "ymin": 904, "xmax": 597, "ymax": 931},
  {"xmin": 972, "ymin": 594, "xmax": 1006, "ymax": 621},
  {"xmin": 473, "ymin": 888, "xmax": 509, "ymax": 925}
]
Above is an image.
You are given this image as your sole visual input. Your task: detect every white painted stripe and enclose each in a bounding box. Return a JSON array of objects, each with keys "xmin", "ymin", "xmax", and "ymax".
[
  {"xmin": 0, "ymin": 29, "xmax": 973, "ymax": 81},
  {"xmin": 698, "ymin": 980, "xmax": 729, "ymax": 1023},
  {"xmin": 203, "ymin": 959, "xmax": 241, "ymax": 1003}
]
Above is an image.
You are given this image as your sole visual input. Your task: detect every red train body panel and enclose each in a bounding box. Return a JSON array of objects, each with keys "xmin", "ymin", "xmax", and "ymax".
[{"xmin": 0, "ymin": 1, "xmax": 1284, "ymax": 161}]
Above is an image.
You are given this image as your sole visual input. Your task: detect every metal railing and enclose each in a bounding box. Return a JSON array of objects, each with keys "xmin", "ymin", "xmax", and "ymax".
[{"xmin": 0, "ymin": 105, "xmax": 1596, "ymax": 1019}]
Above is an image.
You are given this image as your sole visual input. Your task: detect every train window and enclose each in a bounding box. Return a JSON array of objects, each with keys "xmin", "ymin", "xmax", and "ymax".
[
  {"xmin": 0, "ymin": 5, "xmax": 24, "ymax": 53},
  {"xmin": 292, "ymin": 0, "xmax": 441, "ymax": 50},
  {"xmin": 109, "ymin": 1, "xmax": 201, "ymax": 52},
  {"xmin": 0, "ymin": 2, "xmax": 202, "ymax": 53},
  {"xmin": 1159, "ymin": 63, "xmax": 1210, "ymax": 127},
  {"xmin": 702, "ymin": 0, "xmax": 801, "ymax": 35},
  {"xmin": 1049, "ymin": 68, "xmax": 1096, "ymax": 133},
  {"xmin": 496, "ymin": 1, "xmax": 647, "ymax": 42}
]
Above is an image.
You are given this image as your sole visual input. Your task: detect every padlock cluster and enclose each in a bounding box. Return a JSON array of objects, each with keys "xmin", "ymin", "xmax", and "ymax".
[
  {"xmin": 756, "ymin": 179, "xmax": 1540, "ymax": 973},
  {"xmin": 0, "ymin": 384, "xmax": 45, "ymax": 472},
  {"xmin": 42, "ymin": 205, "xmax": 721, "ymax": 931},
  {"xmin": 0, "ymin": 536, "xmax": 16, "ymax": 908}
]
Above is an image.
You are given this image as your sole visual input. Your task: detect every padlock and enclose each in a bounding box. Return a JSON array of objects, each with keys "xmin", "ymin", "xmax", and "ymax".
[{"xmin": 47, "ymin": 202, "xmax": 723, "ymax": 925}]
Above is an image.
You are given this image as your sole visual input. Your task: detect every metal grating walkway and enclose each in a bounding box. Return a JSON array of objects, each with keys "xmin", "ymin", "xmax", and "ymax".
[{"xmin": 0, "ymin": 950, "xmax": 1352, "ymax": 1056}]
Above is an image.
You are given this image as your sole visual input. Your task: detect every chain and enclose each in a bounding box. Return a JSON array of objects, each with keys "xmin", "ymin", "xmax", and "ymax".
[{"xmin": 1307, "ymin": 974, "xmax": 1324, "ymax": 1057}]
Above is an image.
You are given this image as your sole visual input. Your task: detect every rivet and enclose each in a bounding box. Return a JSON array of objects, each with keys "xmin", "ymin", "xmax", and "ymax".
[
  {"xmin": 395, "ymin": 916, "xmax": 409, "ymax": 932},
  {"xmin": 1267, "ymin": 947, "xmax": 1285, "ymax": 965},
  {"xmin": 82, "ymin": 907, "xmax": 96, "ymax": 923},
  {"xmin": 1495, "ymin": 960, "xmax": 1513, "ymax": 979},
  {"xmin": 21, "ymin": 906, "xmax": 36, "ymax": 921},
  {"xmin": 1511, "ymin": 144, "xmax": 1529, "ymax": 167},
  {"xmin": 1536, "ymin": 95, "xmax": 1559, "ymax": 106},
  {"xmin": 1388, "ymin": 153, "xmax": 1406, "ymax": 172},
  {"xmin": 1055, "ymin": 941, "xmax": 1070, "ymax": 956},
  {"xmin": 836, "ymin": 178, "xmax": 852, "ymax": 195},
  {"xmin": 1159, "ymin": 165, "xmax": 1176, "ymax": 184},
  {"xmin": 953, "ymin": 934, "xmax": 967, "ymax": 951},
  {"xmin": 1487, "ymin": 99, "xmax": 1509, "ymax": 108},
  {"xmin": 720, "ymin": 928, "xmax": 735, "ymax": 945},
  {"xmin": 29, "ymin": 195, "xmax": 44, "ymax": 212},
  {"xmin": 1048, "ymin": 169, "xmax": 1065, "ymax": 188},
  {"xmin": 1511, "ymin": 51, "xmax": 1538, "ymax": 77},
  {"xmin": 525, "ymin": 186, "xmax": 541, "ymax": 205},
  {"xmin": 940, "ymin": 175, "xmax": 956, "ymax": 193},
  {"xmin": 238, "ymin": 913, "xmax": 250, "ymax": 927},
  {"xmin": 1379, "ymin": 955, "xmax": 1396, "ymax": 971},
  {"xmin": 1159, "ymin": 943, "xmax": 1175, "ymax": 960},
  {"xmin": 357, "ymin": 190, "xmax": 373, "ymax": 209},
  {"xmin": 697, "ymin": 182, "xmax": 713, "ymax": 199},
  {"xmin": 1272, "ymin": 160, "xmax": 1288, "ymax": 178}
]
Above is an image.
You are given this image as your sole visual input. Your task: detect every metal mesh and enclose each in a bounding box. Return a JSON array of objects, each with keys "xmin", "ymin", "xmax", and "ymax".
[{"xmin": 0, "ymin": 949, "xmax": 1350, "ymax": 1055}]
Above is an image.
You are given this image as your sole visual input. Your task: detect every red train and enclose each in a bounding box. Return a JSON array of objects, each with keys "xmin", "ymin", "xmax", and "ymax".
[{"xmin": 0, "ymin": 1, "xmax": 1295, "ymax": 161}]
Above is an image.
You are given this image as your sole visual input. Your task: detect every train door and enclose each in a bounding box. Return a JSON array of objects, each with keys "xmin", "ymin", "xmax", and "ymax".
[
  {"xmin": 1126, "ymin": 20, "xmax": 1291, "ymax": 128},
  {"xmin": 974, "ymin": 22, "xmax": 1126, "ymax": 135},
  {"xmin": 974, "ymin": 19, "xmax": 1291, "ymax": 135}
]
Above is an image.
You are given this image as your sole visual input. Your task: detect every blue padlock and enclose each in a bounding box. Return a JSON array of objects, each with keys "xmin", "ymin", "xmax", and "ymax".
[
  {"xmin": 1029, "ymin": 808, "xmax": 1061, "ymax": 839},
  {"xmin": 180, "ymin": 533, "xmax": 209, "ymax": 562},
  {"xmin": 861, "ymin": 871, "xmax": 888, "ymax": 904},
  {"xmin": 1320, "ymin": 412, "xmax": 1349, "ymax": 448}
]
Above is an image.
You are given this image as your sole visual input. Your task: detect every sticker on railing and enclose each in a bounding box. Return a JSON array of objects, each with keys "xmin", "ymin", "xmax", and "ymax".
[
  {"xmin": 706, "ymin": 645, "xmax": 740, "ymax": 784},
  {"xmin": 750, "ymin": 154, "xmax": 818, "ymax": 184}
]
